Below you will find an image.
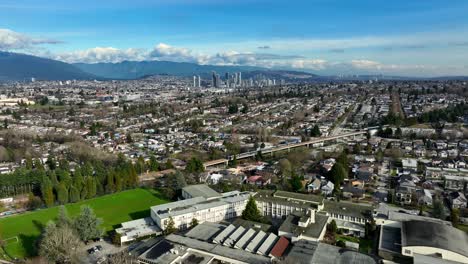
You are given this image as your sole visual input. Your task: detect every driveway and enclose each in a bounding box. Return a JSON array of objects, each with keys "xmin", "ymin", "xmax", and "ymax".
[{"xmin": 78, "ymin": 240, "xmax": 126, "ymax": 264}]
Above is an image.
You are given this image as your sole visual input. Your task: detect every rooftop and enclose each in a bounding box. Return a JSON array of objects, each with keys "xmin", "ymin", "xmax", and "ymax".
[
  {"xmin": 279, "ymin": 211, "xmax": 329, "ymax": 240},
  {"xmin": 166, "ymin": 234, "xmax": 271, "ymax": 264},
  {"xmin": 286, "ymin": 240, "xmax": 376, "ymax": 264},
  {"xmin": 323, "ymin": 200, "xmax": 373, "ymax": 219},
  {"xmin": 151, "ymin": 191, "xmax": 251, "ymax": 219},
  {"xmin": 254, "ymin": 190, "xmax": 322, "ymax": 210},
  {"xmin": 402, "ymin": 220, "xmax": 468, "ymax": 258},
  {"xmin": 182, "ymin": 184, "xmax": 221, "ymax": 200}
]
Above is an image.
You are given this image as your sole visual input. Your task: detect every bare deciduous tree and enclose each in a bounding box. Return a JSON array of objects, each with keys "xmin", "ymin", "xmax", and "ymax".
[{"xmin": 39, "ymin": 221, "xmax": 82, "ymax": 264}]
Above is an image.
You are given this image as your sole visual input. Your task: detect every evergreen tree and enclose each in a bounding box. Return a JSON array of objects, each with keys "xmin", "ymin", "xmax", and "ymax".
[
  {"xmin": 105, "ymin": 172, "xmax": 116, "ymax": 193},
  {"xmin": 164, "ymin": 216, "xmax": 177, "ymax": 235},
  {"xmin": 74, "ymin": 206, "xmax": 103, "ymax": 242},
  {"xmin": 310, "ymin": 125, "xmax": 322, "ymax": 137},
  {"xmin": 327, "ymin": 219, "xmax": 338, "ymax": 234},
  {"xmin": 432, "ymin": 199, "xmax": 446, "ymax": 220},
  {"xmin": 336, "ymin": 151, "xmax": 348, "ymax": 167},
  {"xmin": 451, "ymin": 208, "xmax": 460, "ymax": 227},
  {"xmin": 115, "ymin": 173, "xmax": 123, "ymax": 192},
  {"xmin": 46, "ymin": 156, "xmax": 56, "ymax": 170},
  {"xmin": 128, "ymin": 164, "xmax": 138, "ymax": 187},
  {"xmin": 149, "ymin": 155, "xmax": 159, "ymax": 171},
  {"xmin": 329, "ymin": 163, "xmax": 347, "ymax": 185},
  {"xmin": 289, "ymin": 174, "xmax": 303, "ymax": 192},
  {"xmin": 56, "ymin": 183, "xmax": 69, "ymax": 205},
  {"xmin": 185, "ymin": 157, "xmax": 205, "ymax": 173},
  {"xmin": 73, "ymin": 169, "xmax": 84, "ymax": 194},
  {"xmin": 69, "ymin": 185, "xmax": 80, "ymax": 203},
  {"xmin": 80, "ymin": 184, "xmax": 88, "ymax": 201},
  {"xmin": 241, "ymin": 196, "xmax": 263, "ymax": 222},
  {"xmin": 41, "ymin": 176, "xmax": 55, "ymax": 207},
  {"xmin": 56, "ymin": 206, "xmax": 72, "ymax": 227},
  {"xmin": 86, "ymin": 177, "xmax": 97, "ymax": 199},
  {"xmin": 136, "ymin": 156, "xmax": 145, "ymax": 174}
]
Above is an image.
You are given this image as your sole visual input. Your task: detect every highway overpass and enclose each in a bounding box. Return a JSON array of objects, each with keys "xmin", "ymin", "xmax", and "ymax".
[{"xmin": 203, "ymin": 130, "xmax": 367, "ymax": 169}]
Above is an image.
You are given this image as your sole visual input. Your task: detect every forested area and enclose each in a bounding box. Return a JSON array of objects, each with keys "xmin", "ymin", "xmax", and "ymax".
[{"xmin": 0, "ymin": 143, "xmax": 166, "ymax": 210}]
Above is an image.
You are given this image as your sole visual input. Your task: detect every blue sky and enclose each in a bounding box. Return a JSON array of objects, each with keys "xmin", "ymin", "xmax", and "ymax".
[{"xmin": 1, "ymin": 0, "xmax": 468, "ymax": 76}]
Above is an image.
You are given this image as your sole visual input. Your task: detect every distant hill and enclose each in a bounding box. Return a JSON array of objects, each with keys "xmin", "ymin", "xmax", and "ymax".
[
  {"xmin": 74, "ymin": 60, "xmax": 318, "ymax": 81},
  {"xmin": 0, "ymin": 51, "xmax": 97, "ymax": 81}
]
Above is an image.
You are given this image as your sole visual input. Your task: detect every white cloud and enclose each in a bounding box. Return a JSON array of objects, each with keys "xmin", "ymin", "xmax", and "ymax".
[
  {"xmin": 0, "ymin": 28, "xmax": 61, "ymax": 50},
  {"xmin": 54, "ymin": 47, "xmax": 146, "ymax": 63},
  {"xmin": 49, "ymin": 43, "xmax": 463, "ymax": 76},
  {"xmin": 148, "ymin": 43, "xmax": 198, "ymax": 62}
]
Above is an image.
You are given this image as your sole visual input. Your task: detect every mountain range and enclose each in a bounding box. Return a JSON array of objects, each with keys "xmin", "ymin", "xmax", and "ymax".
[
  {"xmin": 1, "ymin": 51, "xmax": 468, "ymax": 82},
  {"xmin": 0, "ymin": 51, "xmax": 318, "ymax": 82},
  {"xmin": 0, "ymin": 51, "xmax": 97, "ymax": 81}
]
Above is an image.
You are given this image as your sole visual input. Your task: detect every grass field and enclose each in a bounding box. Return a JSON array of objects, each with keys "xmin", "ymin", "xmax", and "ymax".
[
  {"xmin": 457, "ymin": 224, "xmax": 468, "ymax": 233},
  {"xmin": 0, "ymin": 188, "xmax": 169, "ymax": 260}
]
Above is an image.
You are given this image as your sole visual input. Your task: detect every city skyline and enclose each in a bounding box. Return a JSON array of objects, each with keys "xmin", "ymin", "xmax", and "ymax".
[{"xmin": 2, "ymin": 0, "xmax": 468, "ymax": 76}]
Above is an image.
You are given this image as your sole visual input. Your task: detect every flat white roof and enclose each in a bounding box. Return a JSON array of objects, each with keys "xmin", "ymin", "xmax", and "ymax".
[
  {"xmin": 245, "ymin": 230, "xmax": 267, "ymax": 252},
  {"xmin": 223, "ymin": 226, "xmax": 246, "ymax": 247},
  {"xmin": 256, "ymin": 233, "xmax": 278, "ymax": 256},
  {"xmin": 213, "ymin": 224, "xmax": 235, "ymax": 244},
  {"xmin": 234, "ymin": 228, "xmax": 257, "ymax": 249}
]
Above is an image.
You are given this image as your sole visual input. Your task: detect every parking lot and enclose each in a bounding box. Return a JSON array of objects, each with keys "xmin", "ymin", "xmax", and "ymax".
[{"xmin": 78, "ymin": 239, "xmax": 125, "ymax": 264}]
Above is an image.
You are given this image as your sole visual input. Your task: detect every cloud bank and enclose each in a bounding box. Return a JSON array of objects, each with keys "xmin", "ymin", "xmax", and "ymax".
[
  {"xmin": 0, "ymin": 28, "xmax": 61, "ymax": 50},
  {"xmin": 1, "ymin": 28, "xmax": 468, "ymax": 76}
]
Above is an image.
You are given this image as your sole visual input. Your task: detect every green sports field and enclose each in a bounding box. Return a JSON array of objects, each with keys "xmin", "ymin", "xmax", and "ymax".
[{"xmin": 0, "ymin": 188, "xmax": 169, "ymax": 260}]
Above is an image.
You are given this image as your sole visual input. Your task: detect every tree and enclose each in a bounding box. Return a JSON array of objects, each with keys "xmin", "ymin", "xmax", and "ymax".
[
  {"xmin": 126, "ymin": 133, "xmax": 133, "ymax": 144},
  {"xmin": 86, "ymin": 177, "xmax": 97, "ymax": 199},
  {"xmin": 74, "ymin": 206, "xmax": 103, "ymax": 242},
  {"xmin": 26, "ymin": 193, "xmax": 43, "ymax": 210},
  {"xmin": 164, "ymin": 216, "xmax": 177, "ymax": 235},
  {"xmin": 185, "ymin": 157, "xmax": 205, "ymax": 174},
  {"xmin": 41, "ymin": 176, "xmax": 55, "ymax": 207},
  {"xmin": 228, "ymin": 103, "xmax": 238, "ymax": 114},
  {"xmin": 115, "ymin": 173, "xmax": 123, "ymax": 192},
  {"xmin": 135, "ymin": 156, "xmax": 145, "ymax": 174},
  {"xmin": 289, "ymin": 174, "xmax": 303, "ymax": 192},
  {"xmin": 56, "ymin": 183, "xmax": 69, "ymax": 205},
  {"xmin": 313, "ymin": 104, "xmax": 320, "ymax": 113},
  {"xmin": 241, "ymin": 103, "xmax": 249, "ymax": 114},
  {"xmin": 39, "ymin": 222, "xmax": 82, "ymax": 264},
  {"xmin": 148, "ymin": 155, "xmax": 159, "ymax": 172},
  {"xmin": 278, "ymin": 159, "xmax": 292, "ymax": 177},
  {"xmin": 173, "ymin": 171, "xmax": 187, "ymax": 190},
  {"xmin": 432, "ymin": 199, "xmax": 446, "ymax": 220},
  {"xmin": 105, "ymin": 172, "xmax": 116, "ymax": 193},
  {"xmin": 451, "ymin": 208, "xmax": 460, "ymax": 227},
  {"xmin": 190, "ymin": 218, "xmax": 199, "ymax": 228},
  {"xmin": 241, "ymin": 196, "xmax": 263, "ymax": 222},
  {"xmin": 353, "ymin": 144, "xmax": 362, "ymax": 154},
  {"xmin": 56, "ymin": 206, "xmax": 72, "ymax": 227},
  {"xmin": 336, "ymin": 151, "xmax": 348, "ymax": 167},
  {"xmin": 69, "ymin": 185, "xmax": 80, "ymax": 203},
  {"xmin": 327, "ymin": 219, "xmax": 338, "ymax": 234},
  {"xmin": 365, "ymin": 219, "xmax": 376, "ymax": 239},
  {"xmin": 310, "ymin": 125, "xmax": 321, "ymax": 137},
  {"xmin": 395, "ymin": 127, "xmax": 402, "ymax": 139},
  {"xmin": 329, "ymin": 163, "xmax": 347, "ymax": 185},
  {"xmin": 336, "ymin": 240, "xmax": 346, "ymax": 248}
]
